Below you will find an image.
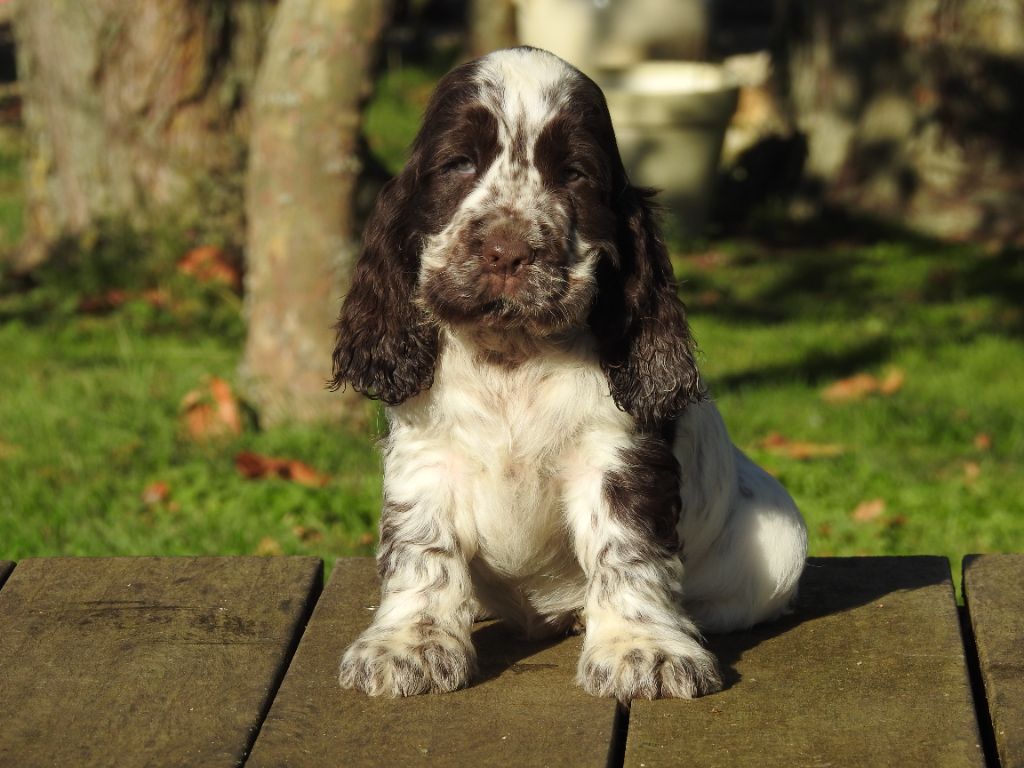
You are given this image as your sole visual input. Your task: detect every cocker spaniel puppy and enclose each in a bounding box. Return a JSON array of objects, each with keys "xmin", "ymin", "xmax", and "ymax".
[{"xmin": 331, "ymin": 47, "xmax": 807, "ymax": 701}]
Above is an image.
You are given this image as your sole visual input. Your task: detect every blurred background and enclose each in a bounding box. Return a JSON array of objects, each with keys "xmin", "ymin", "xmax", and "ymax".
[{"xmin": 0, "ymin": 0, "xmax": 1021, "ymax": 588}]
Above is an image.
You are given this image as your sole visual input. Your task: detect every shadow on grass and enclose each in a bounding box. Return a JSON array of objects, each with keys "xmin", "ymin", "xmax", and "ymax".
[
  {"xmin": 714, "ymin": 335, "xmax": 894, "ymax": 392},
  {"xmin": 679, "ymin": 208, "xmax": 1024, "ymax": 392}
]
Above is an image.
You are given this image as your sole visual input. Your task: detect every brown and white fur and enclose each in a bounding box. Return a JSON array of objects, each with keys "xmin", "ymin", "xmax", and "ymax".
[{"xmin": 330, "ymin": 47, "xmax": 807, "ymax": 702}]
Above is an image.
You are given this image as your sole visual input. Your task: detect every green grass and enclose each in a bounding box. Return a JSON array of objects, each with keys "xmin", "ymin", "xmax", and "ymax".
[
  {"xmin": 2, "ymin": 224, "xmax": 1021, "ymax": 591},
  {"xmin": 0, "ymin": 313, "xmax": 382, "ymax": 563},
  {"xmin": 0, "ymin": 124, "xmax": 23, "ymax": 250},
  {"xmin": 1, "ymin": 65, "xmax": 1022, "ymax": 596},
  {"xmin": 678, "ymin": 235, "xmax": 1024, "ymax": 583}
]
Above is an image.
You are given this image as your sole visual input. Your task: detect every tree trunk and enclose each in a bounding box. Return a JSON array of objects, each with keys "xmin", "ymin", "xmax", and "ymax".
[
  {"xmin": 241, "ymin": 0, "xmax": 390, "ymax": 426},
  {"xmin": 778, "ymin": 0, "xmax": 1024, "ymax": 244},
  {"xmin": 11, "ymin": 0, "xmax": 273, "ymax": 271},
  {"xmin": 468, "ymin": 0, "xmax": 518, "ymax": 58}
]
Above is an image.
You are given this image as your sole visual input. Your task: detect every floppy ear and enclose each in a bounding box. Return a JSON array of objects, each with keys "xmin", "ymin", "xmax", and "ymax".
[
  {"xmin": 329, "ymin": 170, "xmax": 439, "ymax": 405},
  {"xmin": 590, "ymin": 185, "xmax": 703, "ymax": 430}
]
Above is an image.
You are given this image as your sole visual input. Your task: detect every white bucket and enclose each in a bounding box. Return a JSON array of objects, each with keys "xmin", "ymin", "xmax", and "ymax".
[{"xmin": 601, "ymin": 62, "xmax": 739, "ymax": 238}]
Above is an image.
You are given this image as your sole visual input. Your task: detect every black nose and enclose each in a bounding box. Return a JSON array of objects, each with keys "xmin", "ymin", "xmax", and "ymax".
[{"xmin": 482, "ymin": 231, "xmax": 535, "ymax": 276}]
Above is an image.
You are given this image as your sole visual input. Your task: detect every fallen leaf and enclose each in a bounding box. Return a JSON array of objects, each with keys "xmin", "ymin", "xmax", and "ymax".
[
  {"xmin": 208, "ymin": 377, "xmax": 242, "ymax": 432},
  {"xmin": 78, "ymin": 289, "xmax": 130, "ymax": 313},
  {"xmin": 140, "ymin": 288, "xmax": 171, "ymax": 308},
  {"xmin": 357, "ymin": 532, "xmax": 376, "ymax": 547},
  {"xmin": 695, "ymin": 289, "xmax": 723, "ymax": 307},
  {"xmin": 973, "ymin": 433, "xmax": 992, "ymax": 451},
  {"xmin": 878, "ymin": 369, "xmax": 905, "ymax": 395},
  {"xmin": 822, "ymin": 373, "xmax": 878, "ymax": 402},
  {"xmin": 255, "ymin": 536, "xmax": 283, "ymax": 557},
  {"xmin": 689, "ymin": 249, "xmax": 729, "ymax": 269},
  {"xmin": 178, "ymin": 245, "xmax": 242, "ymax": 291},
  {"xmin": 852, "ymin": 498, "xmax": 886, "ymax": 523},
  {"xmin": 235, "ymin": 451, "xmax": 330, "ymax": 487},
  {"xmin": 758, "ymin": 432, "xmax": 845, "ymax": 460},
  {"xmin": 292, "ymin": 525, "xmax": 323, "ymax": 544},
  {"xmin": 823, "ymin": 369, "xmax": 905, "ymax": 402},
  {"xmin": 963, "ymin": 461, "xmax": 982, "ymax": 483},
  {"xmin": 181, "ymin": 377, "xmax": 242, "ymax": 441},
  {"xmin": 142, "ymin": 481, "xmax": 170, "ymax": 505}
]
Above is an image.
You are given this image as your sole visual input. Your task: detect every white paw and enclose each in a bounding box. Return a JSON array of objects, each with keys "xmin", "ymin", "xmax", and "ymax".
[
  {"xmin": 339, "ymin": 625, "xmax": 475, "ymax": 697},
  {"xmin": 578, "ymin": 632, "xmax": 722, "ymax": 701}
]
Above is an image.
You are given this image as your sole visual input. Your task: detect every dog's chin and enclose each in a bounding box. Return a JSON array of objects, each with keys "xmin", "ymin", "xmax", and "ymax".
[
  {"xmin": 428, "ymin": 290, "xmax": 592, "ymax": 339},
  {"xmin": 421, "ymin": 275, "xmax": 593, "ymax": 340},
  {"xmin": 429, "ymin": 301, "xmax": 564, "ymax": 339}
]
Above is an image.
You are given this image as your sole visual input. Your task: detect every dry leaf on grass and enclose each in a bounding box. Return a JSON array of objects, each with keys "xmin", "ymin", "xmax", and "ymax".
[
  {"xmin": 78, "ymin": 289, "xmax": 130, "ymax": 313},
  {"xmin": 851, "ymin": 498, "xmax": 886, "ymax": 522},
  {"xmin": 878, "ymin": 369, "xmax": 905, "ymax": 395},
  {"xmin": 758, "ymin": 432, "xmax": 845, "ymax": 460},
  {"xmin": 963, "ymin": 461, "xmax": 982, "ymax": 483},
  {"xmin": 822, "ymin": 368, "xmax": 905, "ymax": 403},
  {"xmin": 292, "ymin": 525, "xmax": 324, "ymax": 544},
  {"xmin": 181, "ymin": 376, "xmax": 242, "ymax": 441},
  {"xmin": 79, "ymin": 288, "xmax": 170, "ymax": 313},
  {"xmin": 141, "ymin": 481, "xmax": 171, "ymax": 505},
  {"xmin": 973, "ymin": 433, "xmax": 992, "ymax": 451},
  {"xmin": 178, "ymin": 245, "xmax": 242, "ymax": 291},
  {"xmin": 235, "ymin": 451, "xmax": 330, "ymax": 487},
  {"xmin": 255, "ymin": 536, "xmax": 283, "ymax": 557}
]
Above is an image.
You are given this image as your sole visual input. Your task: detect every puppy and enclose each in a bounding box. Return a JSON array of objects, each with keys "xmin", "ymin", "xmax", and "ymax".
[{"xmin": 330, "ymin": 47, "xmax": 807, "ymax": 701}]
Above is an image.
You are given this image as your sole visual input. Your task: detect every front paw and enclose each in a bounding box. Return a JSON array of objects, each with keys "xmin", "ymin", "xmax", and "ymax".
[
  {"xmin": 339, "ymin": 626, "xmax": 475, "ymax": 697},
  {"xmin": 578, "ymin": 633, "xmax": 722, "ymax": 701}
]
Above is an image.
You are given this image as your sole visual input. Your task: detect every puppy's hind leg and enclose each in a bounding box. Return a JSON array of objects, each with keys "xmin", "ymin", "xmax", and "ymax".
[{"xmin": 683, "ymin": 449, "xmax": 808, "ymax": 633}]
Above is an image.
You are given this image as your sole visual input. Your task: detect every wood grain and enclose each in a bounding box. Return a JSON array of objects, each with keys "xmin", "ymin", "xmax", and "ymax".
[
  {"xmin": 625, "ymin": 557, "xmax": 985, "ymax": 768},
  {"xmin": 964, "ymin": 554, "xmax": 1024, "ymax": 768},
  {"xmin": 248, "ymin": 558, "xmax": 622, "ymax": 767},
  {"xmin": 0, "ymin": 557, "xmax": 322, "ymax": 767}
]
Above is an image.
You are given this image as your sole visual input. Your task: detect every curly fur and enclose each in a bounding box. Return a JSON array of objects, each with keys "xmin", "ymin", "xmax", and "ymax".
[{"xmin": 331, "ymin": 47, "xmax": 807, "ymax": 702}]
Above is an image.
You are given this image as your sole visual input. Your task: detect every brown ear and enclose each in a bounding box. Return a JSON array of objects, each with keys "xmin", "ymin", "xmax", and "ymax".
[
  {"xmin": 590, "ymin": 186, "xmax": 703, "ymax": 430},
  {"xmin": 329, "ymin": 170, "xmax": 439, "ymax": 405}
]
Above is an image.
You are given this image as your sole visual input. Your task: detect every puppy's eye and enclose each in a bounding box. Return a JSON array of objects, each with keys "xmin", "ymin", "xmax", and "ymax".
[
  {"xmin": 443, "ymin": 157, "xmax": 476, "ymax": 175},
  {"xmin": 562, "ymin": 166, "xmax": 586, "ymax": 184}
]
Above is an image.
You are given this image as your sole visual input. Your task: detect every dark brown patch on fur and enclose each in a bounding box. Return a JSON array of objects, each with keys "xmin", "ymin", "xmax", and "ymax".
[
  {"xmin": 531, "ymin": 68, "xmax": 704, "ymax": 429},
  {"xmin": 590, "ymin": 184, "xmax": 704, "ymax": 431},
  {"xmin": 330, "ymin": 61, "xmax": 501, "ymax": 405},
  {"xmin": 603, "ymin": 435, "xmax": 683, "ymax": 554},
  {"xmin": 376, "ymin": 499, "xmax": 415, "ymax": 580}
]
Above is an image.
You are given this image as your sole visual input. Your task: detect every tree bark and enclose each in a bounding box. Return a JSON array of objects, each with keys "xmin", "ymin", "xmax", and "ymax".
[
  {"xmin": 468, "ymin": 0, "xmax": 518, "ymax": 58},
  {"xmin": 241, "ymin": 0, "xmax": 390, "ymax": 426},
  {"xmin": 11, "ymin": 0, "xmax": 273, "ymax": 271}
]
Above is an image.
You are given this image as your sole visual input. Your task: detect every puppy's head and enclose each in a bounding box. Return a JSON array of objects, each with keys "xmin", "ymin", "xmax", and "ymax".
[{"xmin": 331, "ymin": 47, "xmax": 701, "ymax": 427}]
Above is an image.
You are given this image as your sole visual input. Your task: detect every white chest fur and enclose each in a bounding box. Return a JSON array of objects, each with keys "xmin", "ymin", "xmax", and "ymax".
[{"xmin": 384, "ymin": 329, "xmax": 633, "ymax": 633}]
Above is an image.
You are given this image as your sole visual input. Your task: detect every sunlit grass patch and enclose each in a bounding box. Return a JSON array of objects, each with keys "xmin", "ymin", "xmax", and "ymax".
[{"xmin": 678, "ymin": 232, "xmax": 1024, "ymax": 594}]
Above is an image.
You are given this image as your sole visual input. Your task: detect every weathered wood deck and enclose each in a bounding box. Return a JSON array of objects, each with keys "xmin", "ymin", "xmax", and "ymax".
[{"xmin": 0, "ymin": 554, "xmax": 1019, "ymax": 767}]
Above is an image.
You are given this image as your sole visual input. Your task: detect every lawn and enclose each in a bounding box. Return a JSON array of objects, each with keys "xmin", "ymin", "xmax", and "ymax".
[{"xmin": 1, "ymin": 68, "xmax": 1022, "ymax": 593}]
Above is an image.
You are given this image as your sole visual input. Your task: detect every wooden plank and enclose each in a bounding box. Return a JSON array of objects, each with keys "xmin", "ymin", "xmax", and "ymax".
[
  {"xmin": 247, "ymin": 558, "xmax": 621, "ymax": 767},
  {"xmin": 0, "ymin": 556, "xmax": 322, "ymax": 768},
  {"xmin": 625, "ymin": 557, "xmax": 985, "ymax": 768},
  {"xmin": 964, "ymin": 554, "xmax": 1024, "ymax": 768}
]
